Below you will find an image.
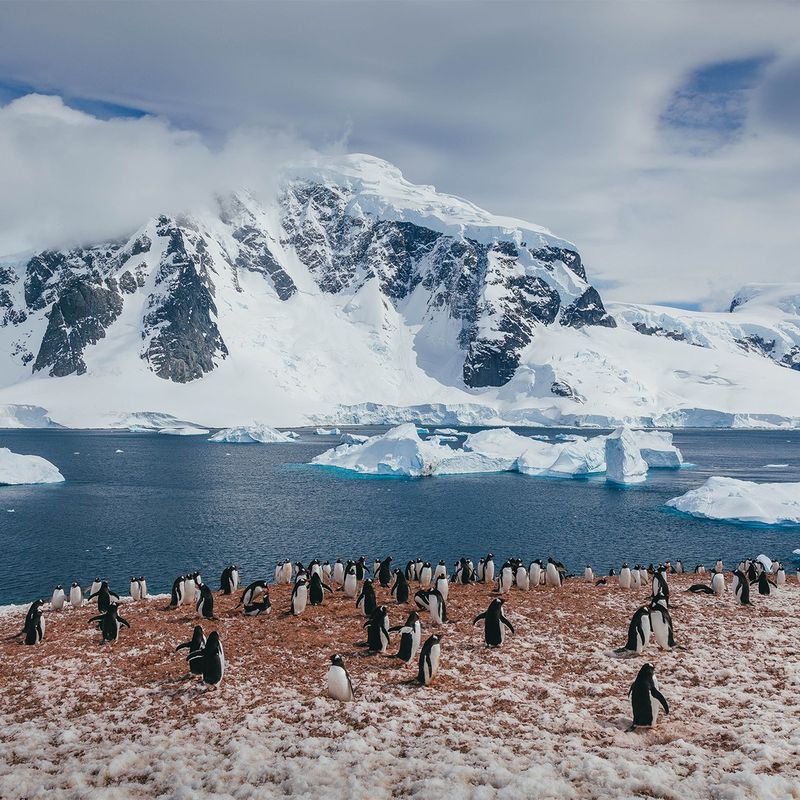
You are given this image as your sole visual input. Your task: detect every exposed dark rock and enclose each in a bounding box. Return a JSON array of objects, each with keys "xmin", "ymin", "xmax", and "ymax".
[
  {"xmin": 551, "ymin": 380, "xmax": 583, "ymax": 402},
  {"xmin": 118, "ymin": 271, "xmax": 138, "ymax": 294},
  {"xmin": 735, "ymin": 334, "xmax": 775, "ymax": 357},
  {"xmin": 131, "ymin": 235, "xmax": 151, "ymax": 256},
  {"xmin": 232, "ymin": 224, "xmax": 297, "ymax": 300},
  {"xmin": 529, "ymin": 246, "xmax": 586, "ymax": 281},
  {"xmin": 781, "ymin": 346, "xmax": 800, "ymax": 371},
  {"xmin": 560, "ymin": 287, "xmax": 616, "ymax": 329},
  {"xmin": 632, "ymin": 321, "xmax": 687, "ymax": 342}
]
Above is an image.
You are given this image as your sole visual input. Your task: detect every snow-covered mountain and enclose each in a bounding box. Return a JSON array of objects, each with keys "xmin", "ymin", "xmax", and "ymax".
[{"xmin": 0, "ymin": 154, "xmax": 798, "ymax": 428}]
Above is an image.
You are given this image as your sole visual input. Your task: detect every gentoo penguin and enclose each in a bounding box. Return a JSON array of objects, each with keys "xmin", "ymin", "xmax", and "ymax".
[
  {"xmin": 755, "ymin": 571, "xmax": 775, "ymax": 596},
  {"xmin": 687, "ymin": 582, "xmax": 715, "ymax": 594},
  {"xmin": 583, "ymin": 566, "xmax": 594, "ymax": 583},
  {"xmin": 343, "ymin": 562, "xmax": 359, "ymax": 598},
  {"xmin": 434, "ymin": 573, "xmax": 449, "ymax": 602},
  {"xmin": 308, "ymin": 573, "xmax": 333, "ymax": 605},
  {"xmin": 496, "ymin": 563, "xmax": 513, "ymax": 594},
  {"xmin": 220, "ymin": 565, "xmax": 238, "ymax": 594},
  {"xmin": 183, "ymin": 573, "xmax": 197, "ymax": 605},
  {"xmin": 189, "ymin": 631, "xmax": 225, "ymax": 687},
  {"xmin": 529, "ymin": 560, "xmax": 542, "ymax": 588},
  {"xmin": 458, "ymin": 558, "xmax": 473, "ymax": 584},
  {"xmin": 89, "ymin": 581, "xmax": 120, "ymax": 613},
  {"xmin": 273, "ymin": 562, "xmax": 283, "ymax": 584},
  {"xmin": 473, "ymin": 598, "xmax": 514, "ymax": 648},
  {"xmin": 476, "ymin": 558, "xmax": 486, "ymax": 583},
  {"xmin": 333, "ymin": 559, "xmax": 345, "ymax": 586},
  {"xmin": 372, "ymin": 559, "xmax": 382, "ymax": 580},
  {"xmin": 619, "ymin": 564, "xmax": 632, "ymax": 590},
  {"xmin": 69, "ymin": 582, "xmax": 82, "ymax": 608},
  {"xmin": 130, "ymin": 577, "xmax": 141, "ymax": 601},
  {"xmin": 628, "ymin": 663, "xmax": 669, "ymax": 730},
  {"xmin": 176, "ymin": 625, "xmax": 206, "ymax": 676},
  {"xmin": 452, "ymin": 560, "xmax": 463, "ymax": 584},
  {"xmin": 356, "ymin": 579, "xmax": 377, "ymax": 617},
  {"xmin": 545, "ymin": 558, "xmax": 562, "ymax": 587},
  {"xmin": 22, "ymin": 600, "xmax": 46, "ymax": 645},
  {"xmin": 434, "ymin": 560, "xmax": 447, "ymax": 580},
  {"xmin": 51, "ymin": 585, "xmax": 65, "ymax": 611},
  {"xmin": 195, "ymin": 584, "xmax": 215, "ymax": 619},
  {"xmin": 776, "ymin": 564, "xmax": 786, "ymax": 587},
  {"xmin": 404, "ymin": 561, "xmax": 416, "ymax": 582},
  {"xmin": 649, "ymin": 596, "xmax": 675, "ymax": 650},
  {"xmin": 651, "ymin": 568, "xmax": 669, "ymax": 603},
  {"xmin": 322, "ymin": 562, "xmax": 332, "ymax": 583},
  {"xmin": 419, "ymin": 562, "xmax": 433, "ymax": 589},
  {"xmin": 632, "ymin": 566, "xmax": 642, "ymax": 589},
  {"xmin": 238, "ymin": 580, "xmax": 268, "ymax": 607},
  {"xmin": 364, "ymin": 606, "xmax": 390, "ymax": 652},
  {"xmin": 391, "ymin": 569, "xmax": 409, "ymax": 604},
  {"xmin": 427, "ymin": 588, "xmax": 448, "ymax": 626},
  {"xmin": 309, "ymin": 559, "xmax": 322, "ymax": 579},
  {"xmin": 89, "ymin": 603, "xmax": 130, "ymax": 643},
  {"xmin": 615, "ymin": 606, "xmax": 651, "ymax": 656},
  {"xmin": 393, "ymin": 626, "xmax": 417, "ymax": 664},
  {"xmin": 293, "ymin": 564, "xmax": 307, "ymax": 586},
  {"xmin": 355, "ymin": 556, "xmax": 369, "ymax": 581},
  {"xmin": 414, "ymin": 589, "xmax": 432, "ymax": 612},
  {"xmin": 711, "ymin": 571, "xmax": 725, "ymax": 596},
  {"xmin": 137, "ymin": 576, "xmax": 148, "ymax": 599},
  {"xmin": 390, "ymin": 610, "xmax": 422, "ymax": 657},
  {"xmin": 733, "ymin": 570, "xmax": 751, "ymax": 605},
  {"xmin": 89, "ymin": 578, "xmax": 102, "ymax": 599},
  {"xmin": 291, "ymin": 578, "xmax": 309, "ymax": 615},
  {"xmin": 244, "ymin": 594, "xmax": 272, "ymax": 616},
  {"xmin": 327, "ymin": 654, "xmax": 355, "ymax": 701},
  {"xmin": 280, "ymin": 560, "xmax": 293, "ymax": 584},
  {"xmin": 694, "ymin": 564, "xmax": 706, "ymax": 575},
  {"xmin": 417, "ymin": 634, "xmax": 441, "ymax": 685},
  {"xmin": 484, "ymin": 553, "xmax": 495, "ymax": 585},
  {"xmin": 714, "ymin": 559, "xmax": 724, "ymax": 573},
  {"xmin": 378, "ymin": 557, "xmax": 393, "ymax": 587},
  {"xmin": 638, "ymin": 566, "xmax": 649, "ymax": 585},
  {"xmin": 170, "ymin": 575, "xmax": 185, "ymax": 607},
  {"xmin": 747, "ymin": 561, "xmax": 758, "ymax": 584},
  {"xmin": 515, "ymin": 565, "xmax": 530, "ymax": 591}
]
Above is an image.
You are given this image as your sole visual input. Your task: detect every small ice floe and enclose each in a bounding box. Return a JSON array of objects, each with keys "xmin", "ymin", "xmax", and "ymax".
[
  {"xmin": 315, "ymin": 427, "xmax": 341, "ymax": 436},
  {"xmin": 7, "ymin": 509, "xmax": 14, "ymax": 513},
  {"xmin": 281, "ymin": 431, "xmax": 301, "ymax": 440},
  {"xmin": 115, "ymin": 449, "xmax": 124, "ymax": 453},
  {"xmin": 764, "ymin": 464, "xmax": 789, "ymax": 468},
  {"xmin": 158, "ymin": 426, "xmax": 211, "ymax": 436},
  {"xmin": 209, "ymin": 424, "xmax": 294, "ymax": 444}
]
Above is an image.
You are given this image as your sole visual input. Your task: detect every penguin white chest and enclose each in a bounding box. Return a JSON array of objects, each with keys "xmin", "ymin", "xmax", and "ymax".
[{"xmin": 327, "ymin": 665, "xmax": 353, "ymax": 701}]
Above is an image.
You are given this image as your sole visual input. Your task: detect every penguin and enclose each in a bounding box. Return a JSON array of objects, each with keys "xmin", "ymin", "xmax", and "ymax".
[
  {"xmin": 638, "ymin": 566, "xmax": 649, "ymax": 585},
  {"xmin": 515, "ymin": 565, "xmax": 530, "ymax": 591},
  {"xmin": 176, "ymin": 625, "xmax": 207, "ymax": 676},
  {"xmin": 130, "ymin": 577, "xmax": 141, "ymax": 601},
  {"xmin": 183, "ymin": 574, "xmax": 196, "ymax": 605},
  {"xmin": 434, "ymin": 573, "xmax": 449, "ymax": 602},
  {"xmin": 309, "ymin": 559, "xmax": 322, "ymax": 579},
  {"xmin": 343, "ymin": 562, "xmax": 359, "ymax": 598},
  {"xmin": 356, "ymin": 579, "xmax": 377, "ymax": 617},
  {"xmin": 281, "ymin": 560, "xmax": 293, "ymax": 584},
  {"xmin": 473, "ymin": 598, "xmax": 514, "ymax": 648},
  {"xmin": 649, "ymin": 595, "xmax": 675, "ymax": 650},
  {"xmin": 327, "ymin": 654, "xmax": 355, "ymax": 701},
  {"xmin": 220, "ymin": 565, "xmax": 237, "ymax": 594},
  {"xmin": 529, "ymin": 560, "xmax": 542, "ymax": 588},
  {"xmin": 364, "ymin": 606, "xmax": 390, "ymax": 652},
  {"xmin": 675, "ymin": 560, "xmax": 684, "ymax": 574},
  {"xmin": 308, "ymin": 572, "xmax": 333, "ymax": 605},
  {"xmin": 23, "ymin": 602, "xmax": 46, "ymax": 645},
  {"xmin": 238, "ymin": 580, "xmax": 268, "ymax": 607},
  {"xmin": 733, "ymin": 570, "xmax": 751, "ymax": 605},
  {"xmin": 419, "ymin": 562, "xmax": 433, "ymax": 589},
  {"xmin": 583, "ymin": 566, "xmax": 594, "ymax": 583},
  {"xmin": 137, "ymin": 576, "xmax": 148, "ymax": 599},
  {"xmin": 434, "ymin": 560, "xmax": 447, "ymax": 580},
  {"xmin": 747, "ymin": 561, "xmax": 758, "ymax": 584},
  {"xmin": 322, "ymin": 562, "xmax": 332, "ymax": 583},
  {"xmin": 754, "ymin": 571, "xmax": 775, "ymax": 596},
  {"xmin": 452, "ymin": 560, "xmax": 463, "ymax": 584},
  {"xmin": 195, "ymin": 584, "xmax": 215, "ymax": 619},
  {"xmin": 776, "ymin": 564, "xmax": 786, "ymax": 587},
  {"xmin": 687, "ymin": 583, "xmax": 715, "ymax": 594},
  {"xmin": 427, "ymin": 588, "xmax": 448, "ymax": 626},
  {"xmin": 711, "ymin": 571, "xmax": 725, "ymax": 596},
  {"xmin": 714, "ymin": 559, "xmax": 724, "ymax": 573},
  {"xmin": 244, "ymin": 594, "xmax": 272, "ymax": 616},
  {"xmin": 293, "ymin": 564, "xmax": 307, "ymax": 585},
  {"xmin": 694, "ymin": 564, "xmax": 706, "ymax": 575},
  {"xmin": 291, "ymin": 577, "xmax": 308, "ymax": 616},
  {"xmin": 466, "ymin": 559, "xmax": 476, "ymax": 581},
  {"xmin": 615, "ymin": 606, "xmax": 651, "ymax": 656},
  {"xmin": 651, "ymin": 568, "xmax": 669, "ymax": 603},
  {"xmin": 51, "ymin": 585, "xmax": 65, "ymax": 611},
  {"xmin": 628, "ymin": 663, "xmax": 669, "ymax": 730},
  {"xmin": 417, "ymin": 634, "xmax": 441, "ymax": 686},
  {"xmin": 333, "ymin": 559, "xmax": 345, "ymax": 586},
  {"xmin": 229, "ymin": 566, "xmax": 239, "ymax": 592},
  {"xmin": 545, "ymin": 558, "xmax": 562, "ymax": 587},
  {"xmin": 89, "ymin": 603, "xmax": 130, "ymax": 643},
  {"xmin": 619, "ymin": 564, "xmax": 632, "ymax": 589},
  {"xmin": 404, "ymin": 561, "xmax": 416, "ymax": 582},
  {"xmin": 496, "ymin": 563, "xmax": 513, "ymax": 594},
  {"xmin": 170, "ymin": 575, "xmax": 185, "ymax": 608},
  {"xmin": 273, "ymin": 562, "xmax": 283, "ymax": 584},
  {"xmin": 393, "ymin": 626, "xmax": 417, "ymax": 664},
  {"xmin": 458, "ymin": 558, "xmax": 473, "ymax": 584},
  {"xmin": 390, "ymin": 610, "xmax": 422, "ymax": 657},
  {"xmin": 595, "ymin": 578, "xmax": 608, "ymax": 587},
  {"xmin": 69, "ymin": 582, "xmax": 82, "ymax": 608},
  {"xmin": 484, "ymin": 553, "xmax": 495, "ymax": 585},
  {"xmin": 89, "ymin": 578, "xmax": 102, "ymax": 599},
  {"xmin": 414, "ymin": 589, "xmax": 431, "ymax": 612},
  {"xmin": 355, "ymin": 556, "xmax": 369, "ymax": 581},
  {"xmin": 372, "ymin": 558, "xmax": 382, "ymax": 580},
  {"xmin": 189, "ymin": 630, "xmax": 225, "ymax": 687},
  {"xmin": 390, "ymin": 569, "xmax": 409, "ymax": 604},
  {"xmin": 476, "ymin": 558, "xmax": 486, "ymax": 583},
  {"xmin": 632, "ymin": 566, "xmax": 642, "ymax": 589},
  {"xmin": 377, "ymin": 556, "xmax": 393, "ymax": 587},
  {"xmin": 89, "ymin": 581, "xmax": 120, "ymax": 613}
]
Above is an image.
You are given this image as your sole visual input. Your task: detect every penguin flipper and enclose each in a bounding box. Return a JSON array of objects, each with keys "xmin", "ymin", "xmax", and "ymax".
[
  {"xmin": 88, "ymin": 615, "xmax": 103, "ymax": 624},
  {"xmin": 652, "ymin": 688, "xmax": 669, "ymax": 714},
  {"xmin": 175, "ymin": 642, "xmax": 191, "ymax": 652},
  {"xmin": 472, "ymin": 612, "xmax": 486, "ymax": 625},
  {"xmin": 119, "ymin": 616, "xmax": 130, "ymax": 628},
  {"xmin": 501, "ymin": 617, "xmax": 515, "ymax": 634}
]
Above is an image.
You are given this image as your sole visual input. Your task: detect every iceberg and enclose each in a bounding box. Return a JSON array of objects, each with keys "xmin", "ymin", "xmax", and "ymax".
[
  {"xmin": 209, "ymin": 425, "xmax": 295, "ymax": 444},
  {"xmin": 433, "ymin": 428, "xmax": 463, "ymax": 436},
  {"xmin": 282, "ymin": 431, "xmax": 301, "ymax": 440},
  {"xmin": 666, "ymin": 477, "xmax": 800, "ymax": 526},
  {"xmin": 605, "ymin": 427, "xmax": 648, "ymax": 484},
  {"xmin": 340, "ymin": 432, "xmax": 369, "ymax": 444},
  {"xmin": 315, "ymin": 427, "xmax": 341, "ymax": 436},
  {"xmin": 157, "ymin": 426, "xmax": 211, "ymax": 436},
  {"xmin": 0, "ymin": 448, "xmax": 64, "ymax": 486},
  {"xmin": 629, "ymin": 430, "xmax": 683, "ymax": 468}
]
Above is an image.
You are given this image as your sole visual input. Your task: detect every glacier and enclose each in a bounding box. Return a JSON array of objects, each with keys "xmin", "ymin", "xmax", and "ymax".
[
  {"xmin": 0, "ymin": 447, "xmax": 64, "ymax": 486},
  {"xmin": 666, "ymin": 477, "xmax": 800, "ymax": 527}
]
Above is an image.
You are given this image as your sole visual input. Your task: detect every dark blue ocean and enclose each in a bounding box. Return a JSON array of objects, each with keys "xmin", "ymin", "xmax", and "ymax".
[{"xmin": 1, "ymin": 427, "xmax": 798, "ymax": 605}]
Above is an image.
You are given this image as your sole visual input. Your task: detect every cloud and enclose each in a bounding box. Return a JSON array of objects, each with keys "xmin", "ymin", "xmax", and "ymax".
[{"xmin": 0, "ymin": 1, "xmax": 798, "ymax": 307}]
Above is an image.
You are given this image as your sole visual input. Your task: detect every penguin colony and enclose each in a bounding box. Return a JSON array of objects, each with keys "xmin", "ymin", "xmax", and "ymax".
[{"xmin": 11, "ymin": 553, "xmax": 794, "ymax": 726}]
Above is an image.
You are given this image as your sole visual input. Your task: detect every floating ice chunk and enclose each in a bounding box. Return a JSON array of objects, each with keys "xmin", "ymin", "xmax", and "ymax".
[
  {"xmin": 115, "ymin": 449, "xmax": 124, "ymax": 454},
  {"xmin": 428, "ymin": 435, "xmax": 458, "ymax": 442},
  {"xmin": 0, "ymin": 448, "xmax": 64, "ymax": 486},
  {"xmin": 158, "ymin": 426, "xmax": 211, "ymax": 436},
  {"xmin": 666, "ymin": 477, "xmax": 800, "ymax": 526},
  {"xmin": 209, "ymin": 425, "xmax": 294, "ymax": 444},
  {"xmin": 315, "ymin": 427, "xmax": 341, "ymax": 436},
  {"xmin": 281, "ymin": 431, "xmax": 301, "ymax": 440},
  {"xmin": 605, "ymin": 427, "xmax": 648, "ymax": 484},
  {"xmin": 340, "ymin": 432, "xmax": 369, "ymax": 444},
  {"xmin": 546, "ymin": 437, "xmax": 607, "ymax": 476},
  {"xmin": 628, "ymin": 430, "xmax": 683, "ymax": 468},
  {"xmin": 433, "ymin": 428, "xmax": 463, "ymax": 436},
  {"xmin": 463, "ymin": 428, "xmax": 536, "ymax": 470}
]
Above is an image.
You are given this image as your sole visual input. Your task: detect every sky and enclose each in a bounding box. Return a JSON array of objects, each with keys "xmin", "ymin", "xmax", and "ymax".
[{"xmin": 0, "ymin": 0, "xmax": 798, "ymax": 309}]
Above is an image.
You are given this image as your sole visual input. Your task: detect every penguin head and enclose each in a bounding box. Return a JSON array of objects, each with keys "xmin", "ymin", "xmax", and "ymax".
[
  {"xmin": 331, "ymin": 653, "xmax": 345, "ymax": 667},
  {"xmin": 55, "ymin": 584, "xmax": 62, "ymax": 590},
  {"xmin": 637, "ymin": 662, "xmax": 655, "ymax": 680}
]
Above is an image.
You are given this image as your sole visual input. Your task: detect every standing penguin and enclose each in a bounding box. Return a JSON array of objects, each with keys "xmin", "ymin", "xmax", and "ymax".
[
  {"xmin": 755, "ymin": 571, "xmax": 775, "ymax": 596},
  {"xmin": 711, "ymin": 571, "xmax": 725, "ymax": 596},
  {"xmin": 69, "ymin": 582, "xmax": 83, "ymax": 608},
  {"xmin": 170, "ymin": 575, "xmax": 186, "ymax": 608},
  {"xmin": 390, "ymin": 610, "xmax": 422, "ymax": 657},
  {"xmin": 632, "ymin": 567, "xmax": 642, "ymax": 589},
  {"xmin": 22, "ymin": 600, "xmax": 46, "ymax": 645},
  {"xmin": 343, "ymin": 562, "xmax": 359, "ymax": 598},
  {"xmin": 51, "ymin": 585, "xmax": 65, "ymax": 611},
  {"xmin": 176, "ymin": 625, "xmax": 207, "ymax": 677},
  {"xmin": 733, "ymin": 570, "xmax": 751, "ymax": 605},
  {"xmin": 130, "ymin": 577, "xmax": 141, "ymax": 601},
  {"xmin": 393, "ymin": 625, "xmax": 417, "ymax": 664},
  {"xmin": 183, "ymin": 574, "xmax": 196, "ymax": 605},
  {"xmin": 476, "ymin": 558, "xmax": 486, "ymax": 583},
  {"xmin": 89, "ymin": 581, "xmax": 120, "ymax": 613},
  {"xmin": 291, "ymin": 577, "xmax": 308, "ymax": 616},
  {"xmin": 308, "ymin": 572, "xmax": 333, "ymax": 605},
  {"xmin": 583, "ymin": 566, "xmax": 594, "ymax": 583},
  {"xmin": 484, "ymin": 553, "xmax": 495, "ymax": 585},
  {"xmin": 649, "ymin": 596, "xmax": 675, "ymax": 650},
  {"xmin": 651, "ymin": 568, "xmax": 669, "ymax": 603},
  {"xmin": 515, "ymin": 565, "xmax": 530, "ymax": 591},
  {"xmin": 496, "ymin": 563, "xmax": 513, "ymax": 594},
  {"xmin": 473, "ymin": 598, "xmax": 514, "ymax": 648},
  {"xmin": 137, "ymin": 576, "xmax": 148, "ymax": 599},
  {"xmin": 776, "ymin": 564, "xmax": 786, "ymax": 587},
  {"xmin": 189, "ymin": 631, "xmax": 225, "ymax": 687},
  {"xmin": 327, "ymin": 654, "xmax": 355, "ymax": 701},
  {"xmin": 220, "ymin": 565, "xmax": 238, "ymax": 595},
  {"xmin": 378, "ymin": 557, "xmax": 394, "ymax": 588},
  {"xmin": 434, "ymin": 573, "xmax": 449, "ymax": 602},
  {"xmin": 89, "ymin": 603, "xmax": 130, "ymax": 643},
  {"xmin": 417, "ymin": 634, "xmax": 441, "ymax": 686},
  {"xmin": 322, "ymin": 562, "xmax": 332, "ymax": 583},
  {"xmin": 364, "ymin": 606, "xmax": 391, "ymax": 653},
  {"xmin": 427, "ymin": 588, "xmax": 448, "ymax": 626},
  {"xmin": 619, "ymin": 564, "xmax": 632, "ymax": 589},
  {"xmin": 355, "ymin": 557, "xmax": 369, "ymax": 581},
  {"xmin": 195, "ymin": 584, "xmax": 215, "ymax": 619},
  {"xmin": 356, "ymin": 579, "xmax": 377, "ymax": 617},
  {"xmin": 390, "ymin": 569, "xmax": 409, "ymax": 604},
  {"xmin": 333, "ymin": 559, "xmax": 345, "ymax": 586},
  {"xmin": 434, "ymin": 560, "xmax": 448, "ymax": 580},
  {"xmin": 628, "ymin": 663, "xmax": 669, "ymax": 730},
  {"xmin": 419, "ymin": 562, "xmax": 433, "ymax": 589},
  {"xmin": 545, "ymin": 558, "xmax": 562, "ymax": 587},
  {"xmin": 89, "ymin": 578, "xmax": 102, "ymax": 599},
  {"xmin": 238, "ymin": 580, "xmax": 268, "ymax": 607},
  {"xmin": 615, "ymin": 606, "xmax": 651, "ymax": 656},
  {"xmin": 529, "ymin": 560, "xmax": 542, "ymax": 588}
]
